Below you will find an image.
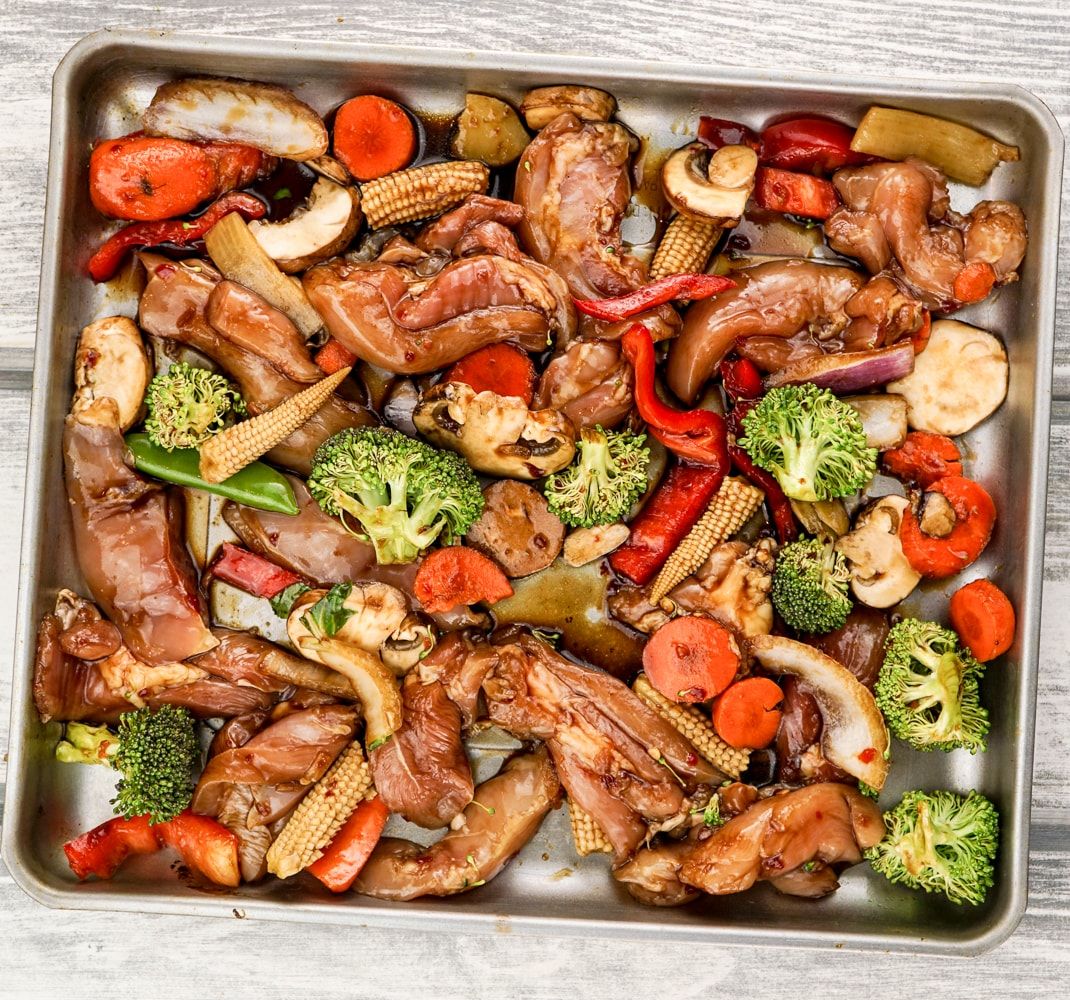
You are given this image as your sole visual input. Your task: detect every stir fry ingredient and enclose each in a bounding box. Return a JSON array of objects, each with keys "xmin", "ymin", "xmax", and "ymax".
[
  {"xmin": 772, "ymin": 535, "xmax": 853, "ymax": 634},
  {"xmin": 898, "ymin": 475, "xmax": 996, "ymax": 578},
  {"xmin": 949, "ymin": 579, "xmax": 1016, "ymax": 663},
  {"xmin": 413, "ymin": 546, "xmax": 513, "ymax": 613},
  {"xmin": 712, "ymin": 677, "xmax": 784, "ymax": 750},
  {"xmin": 144, "ymin": 362, "xmax": 245, "ymax": 451},
  {"xmin": 306, "ymin": 796, "xmax": 390, "ymax": 892},
  {"xmin": 881, "ymin": 431, "xmax": 962, "ymax": 487},
  {"xmin": 333, "ymin": 95, "xmax": 417, "ymax": 180},
  {"xmin": 573, "ymin": 274, "xmax": 736, "ymax": 322},
  {"xmin": 641, "ymin": 616, "xmax": 741, "ymax": 704},
  {"xmin": 444, "ymin": 343, "xmax": 537, "ymax": 405}
]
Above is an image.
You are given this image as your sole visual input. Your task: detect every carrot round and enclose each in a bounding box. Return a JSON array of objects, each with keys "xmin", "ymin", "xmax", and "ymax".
[
  {"xmin": 882, "ymin": 431, "xmax": 962, "ymax": 488},
  {"xmin": 953, "ymin": 261, "xmax": 998, "ymax": 304},
  {"xmin": 89, "ymin": 135, "xmax": 218, "ymax": 221},
  {"xmin": 949, "ymin": 579, "xmax": 1015, "ymax": 662},
  {"xmin": 445, "ymin": 344, "xmax": 536, "ymax": 406},
  {"xmin": 307, "ymin": 796, "xmax": 389, "ymax": 893},
  {"xmin": 413, "ymin": 546, "xmax": 513, "ymax": 614},
  {"xmin": 899, "ymin": 475, "xmax": 996, "ymax": 578},
  {"xmin": 333, "ymin": 95, "xmax": 416, "ymax": 181},
  {"xmin": 642, "ymin": 616, "xmax": 741, "ymax": 703},
  {"xmin": 712, "ymin": 677, "xmax": 784, "ymax": 750}
]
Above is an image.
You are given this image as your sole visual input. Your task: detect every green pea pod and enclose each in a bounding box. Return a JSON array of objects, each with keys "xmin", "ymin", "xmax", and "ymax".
[{"xmin": 124, "ymin": 433, "xmax": 299, "ymax": 515}]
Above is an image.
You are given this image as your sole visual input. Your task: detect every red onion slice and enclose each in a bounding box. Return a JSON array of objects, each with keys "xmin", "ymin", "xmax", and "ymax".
[{"xmin": 764, "ymin": 340, "xmax": 915, "ymax": 394}]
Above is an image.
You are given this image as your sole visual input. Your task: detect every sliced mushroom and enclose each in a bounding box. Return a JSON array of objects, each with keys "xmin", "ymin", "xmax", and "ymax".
[
  {"xmin": 917, "ymin": 489, "xmax": 957, "ymax": 538},
  {"xmin": 835, "ymin": 495, "xmax": 921, "ymax": 608},
  {"xmin": 519, "ymin": 85, "xmax": 616, "ymax": 130},
  {"xmin": 249, "ymin": 178, "xmax": 362, "ymax": 273},
  {"xmin": 72, "ymin": 316, "xmax": 152, "ymax": 432},
  {"xmin": 789, "ymin": 499, "xmax": 850, "ymax": 539},
  {"xmin": 381, "ymin": 615, "xmax": 436, "ymax": 675},
  {"xmin": 563, "ymin": 523, "xmax": 631, "ymax": 567},
  {"xmin": 305, "ymin": 154, "xmax": 352, "ymax": 186},
  {"xmin": 413, "ymin": 381, "xmax": 576, "ymax": 479},
  {"xmin": 661, "ymin": 143, "xmax": 758, "ymax": 226}
]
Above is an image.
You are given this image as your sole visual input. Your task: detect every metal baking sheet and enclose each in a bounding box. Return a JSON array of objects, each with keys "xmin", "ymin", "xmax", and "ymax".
[{"xmin": 2, "ymin": 28, "xmax": 1061, "ymax": 954}]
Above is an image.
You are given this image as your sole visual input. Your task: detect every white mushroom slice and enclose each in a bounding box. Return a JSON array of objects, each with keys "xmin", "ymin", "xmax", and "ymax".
[
  {"xmin": 887, "ymin": 319, "xmax": 1008, "ymax": 435},
  {"xmin": 143, "ymin": 77, "xmax": 328, "ymax": 160},
  {"xmin": 72, "ymin": 316, "xmax": 152, "ymax": 431},
  {"xmin": 249, "ymin": 179, "xmax": 362, "ymax": 273},
  {"xmin": 305, "ymin": 154, "xmax": 352, "ymax": 185},
  {"xmin": 563, "ymin": 523, "xmax": 630, "ymax": 567},
  {"xmin": 835, "ymin": 495, "xmax": 921, "ymax": 609},
  {"xmin": 413, "ymin": 381, "xmax": 576, "ymax": 479},
  {"xmin": 662, "ymin": 143, "xmax": 758, "ymax": 226},
  {"xmin": 748, "ymin": 634, "xmax": 890, "ymax": 789},
  {"xmin": 519, "ymin": 86, "xmax": 616, "ymax": 130}
]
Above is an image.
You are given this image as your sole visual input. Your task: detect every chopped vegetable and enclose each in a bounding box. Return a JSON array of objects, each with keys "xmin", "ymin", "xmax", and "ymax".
[
  {"xmin": 738, "ymin": 384, "xmax": 877, "ymax": 502},
  {"xmin": 609, "ymin": 464, "xmax": 724, "ymax": 585},
  {"xmin": 55, "ymin": 722, "xmax": 119, "ymax": 766},
  {"xmin": 728, "ymin": 445, "xmax": 799, "ymax": 544},
  {"xmin": 111, "ymin": 705, "xmax": 201, "ymax": 824},
  {"xmin": 307, "ymin": 795, "xmax": 390, "ymax": 892},
  {"xmin": 759, "ymin": 115, "xmax": 873, "ymax": 174},
  {"xmin": 412, "ymin": 546, "xmax": 514, "ymax": 613},
  {"xmin": 642, "ymin": 616, "xmax": 741, "ymax": 704},
  {"xmin": 899, "ymin": 476, "xmax": 996, "ymax": 578},
  {"xmin": 621, "ymin": 323, "xmax": 730, "ymax": 470},
  {"xmin": 882, "ymin": 432, "xmax": 962, "ymax": 487},
  {"xmin": 662, "ymin": 143, "xmax": 758, "ymax": 225},
  {"xmin": 952, "ymin": 261, "xmax": 997, "ymax": 304},
  {"xmin": 153, "ymin": 810, "xmax": 241, "ymax": 887},
  {"xmin": 772, "ymin": 535, "xmax": 853, "ymax": 635},
  {"xmin": 649, "ymin": 215, "xmax": 720, "ymax": 279},
  {"xmin": 360, "ymin": 160, "xmax": 490, "ymax": 229},
  {"xmin": 573, "ymin": 274, "xmax": 735, "ymax": 322},
  {"xmin": 949, "ymin": 579, "xmax": 1015, "ymax": 663},
  {"xmin": 125, "ymin": 433, "xmax": 299, "ymax": 515},
  {"xmin": 307, "ymin": 426, "xmax": 484, "ymax": 565},
  {"xmin": 562, "ymin": 522, "xmax": 630, "ymax": 567},
  {"xmin": 568, "ymin": 798, "xmax": 613, "ymax": 857},
  {"xmin": 299, "ymin": 583, "xmax": 358, "ymax": 638},
  {"xmin": 269, "ymin": 582, "xmax": 313, "ymax": 617},
  {"xmin": 544, "ymin": 426, "xmax": 651, "ymax": 528},
  {"xmin": 445, "ymin": 343, "xmax": 537, "ymax": 406},
  {"xmin": 764, "ymin": 342, "xmax": 915, "ymax": 395},
  {"xmin": 315, "ymin": 338, "xmax": 359, "ymax": 376},
  {"xmin": 143, "ymin": 362, "xmax": 245, "ymax": 451},
  {"xmin": 875, "ymin": 618, "xmax": 989, "ymax": 753},
  {"xmin": 209, "ymin": 542, "xmax": 305, "ymax": 600},
  {"xmin": 63, "ymin": 814, "xmax": 160, "ymax": 881},
  {"xmin": 845, "ymin": 394, "xmax": 909, "ymax": 451},
  {"xmin": 452, "ymin": 93, "xmax": 530, "ymax": 167},
  {"xmin": 866, "ymin": 790, "xmax": 998, "ymax": 905},
  {"xmin": 697, "ymin": 116, "xmax": 761, "ymax": 152},
  {"xmin": 719, "ymin": 357, "xmax": 764, "ymax": 401},
  {"xmin": 836, "ymin": 495, "xmax": 921, "ymax": 609},
  {"xmin": 711, "ymin": 677, "xmax": 784, "ymax": 750},
  {"xmin": 850, "ymin": 106, "xmax": 1019, "ymax": 186},
  {"xmin": 333, "ymin": 95, "xmax": 417, "ymax": 181},
  {"xmin": 754, "ymin": 167, "xmax": 840, "ymax": 219}
]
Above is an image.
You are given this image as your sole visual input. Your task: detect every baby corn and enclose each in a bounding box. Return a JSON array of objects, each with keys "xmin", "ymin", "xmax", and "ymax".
[
  {"xmin": 648, "ymin": 477, "xmax": 764, "ymax": 602},
  {"xmin": 633, "ymin": 674, "xmax": 750, "ymax": 778},
  {"xmin": 361, "ymin": 160, "xmax": 490, "ymax": 228},
  {"xmin": 649, "ymin": 214, "xmax": 721, "ymax": 280},
  {"xmin": 198, "ymin": 366, "xmax": 351, "ymax": 484},
  {"xmin": 266, "ymin": 742, "xmax": 374, "ymax": 879},
  {"xmin": 568, "ymin": 798, "xmax": 613, "ymax": 857}
]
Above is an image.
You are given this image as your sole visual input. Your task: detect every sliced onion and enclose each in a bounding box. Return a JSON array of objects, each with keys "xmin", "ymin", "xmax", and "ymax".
[
  {"xmin": 845, "ymin": 394, "xmax": 908, "ymax": 450},
  {"xmin": 764, "ymin": 341, "xmax": 915, "ymax": 394}
]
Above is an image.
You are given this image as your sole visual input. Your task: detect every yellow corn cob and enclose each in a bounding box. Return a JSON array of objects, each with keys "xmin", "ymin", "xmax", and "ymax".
[
  {"xmin": 361, "ymin": 161, "xmax": 490, "ymax": 228},
  {"xmin": 198, "ymin": 366, "xmax": 351, "ymax": 483},
  {"xmin": 649, "ymin": 214, "xmax": 721, "ymax": 280},
  {"xmin": 266, "ymin": 743, "xmax": 374, "ymax": 879},
  {"xmin": 633, "ymin": 674, "xmax": 750, "ymax": 778},
  {"xmin": 568, "ymin": 798, "xmax": 612, "ymax": 857},
  {"xmin": 648, "ymin": 477, "xmax": 764, "ymax": 602}
]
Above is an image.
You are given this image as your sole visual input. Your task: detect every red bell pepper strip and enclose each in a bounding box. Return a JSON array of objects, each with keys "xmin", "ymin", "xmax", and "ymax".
[
  {"xmin": 63, "ymin": 814, "xmax": 160, "ymax": 881},
  {"xmin": 729, "ymin": 445, "xmax": 798, "ymax": 544},
  {"xmin": 698, "ymin": 116, "xmax": 762, "ymax": 153},
  {"xmin": 609, "ymin": 464, "xmax": 725, "ymax": 585},
  {"xmin": 754, "ymin": 167, "xmax": 840, "ymax": 220},
  {"xmin": 87, "ymin": 191, "xmax": 267, "ymax": 282},
  {"xmin": 574, "ymin": 274, "xmax": 736, "ymax": 322},
  {"xmin": 759, "ymin": 116, "xmax": 875, "ymax": 174},
  {"xmin": 719, "ymin": 357, "xmax": 764, "ymax": 401},
  {"xmin": 209, "ymin": 542, "xmax": 305, "ymax": 600},
  {"xmin": 153, "ymin": 811, "xmax": 241, "ymax": 887},
  {"xmin": 307, "ymin": 796, "xmax": 390, "ymax": 892},
  {"xmin": 899, "ymin": 476, "xmax": 996, "ymax": 579},
  {"xmin": 621, "ymin": 324, "xmax": 731, "ymax": 470}
]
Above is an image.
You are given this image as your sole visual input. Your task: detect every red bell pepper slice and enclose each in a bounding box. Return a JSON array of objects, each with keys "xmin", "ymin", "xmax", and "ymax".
[
  {"xmin": 209, "ymin": 542, "xmax": 305, "ymax": 600},
  {"xmin": 609, "ymin": 464, "xmax": 725, "ymax": 585},
  {"xmin": 754, "ymin": 167, "xmax": 840, "ymax": 220},
  {"xmin": 87, "ymin": 191, "xmax": 267, "ymax": 282},
  {"xmin": 154, "ymin": 811, "xmax": 241, "ymax": 888},
  {"xmin": 573, "ymin": 274, "xmax": 735, "ymax": 323},
  {"xmin": 697, "ymin": 116, "xmax": 762, "ymax": 153},
  {"xmin": 307, "ymin": 796, "xmax": 390, "ymax": 892},
  {"xmin": 719, "ymin": 357, "xmax": 764, "ymax": 401},
  {"xmin": 759, "ymin": 116, "xmax": 875, "ymax": 174},
  {"xmin": 63, "ymin": 814, "xmax": 160, "ymax": 881},
  {"xmin": 729, "ymin": 445, "xmax": 798, "ymax": 544}
]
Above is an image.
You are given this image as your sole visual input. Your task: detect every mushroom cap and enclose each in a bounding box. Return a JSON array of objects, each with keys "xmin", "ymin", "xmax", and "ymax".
[
  {"xmin": 836, "ymin": 495, "xmax": 921, "ymax": 609},
  {"xmin": 661, "ymin": 142, "xmax": 757, "ymax": 224}
]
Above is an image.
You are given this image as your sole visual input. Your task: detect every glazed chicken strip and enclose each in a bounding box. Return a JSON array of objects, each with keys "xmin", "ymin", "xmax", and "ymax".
[
  {"xmin": 534, "ymin": 339, "xmax": 634, "ymax": 430},
  {"xmin": 354, "ymin": 748, "xmax": 560, "ymax": 900}
]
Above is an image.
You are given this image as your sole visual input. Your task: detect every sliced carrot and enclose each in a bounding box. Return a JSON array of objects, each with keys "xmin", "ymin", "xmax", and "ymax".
[
  {"xmin": 882, "ymin": 431, "xmax": 962, "ymax": 488},
  {"xmin": 307, "ymin": 796, "xmax": 389, "ymax": 892},
  {"xmin": 911, "ymin": 309, "xmax": 932, "ymax": 354},
  {"xmin": 413, "ymin": 546, "xmax": 513, "ymax": 614},
  {"xmin": 711, "ymin": 677, "xmax": 784, "ymax": 750},
  {"xmin": 444, "ymin": 343, "xmax": 536, "ymax": 405},
  {"xmin": 642, "ymin": 616, "xmax": 741, "ymax": 704},
  {"xmin": 953, "ymin": 261, "xmax": 997, "ymax": 304},
  {"xmin": 333, "ymin": 95, "xmax": 416, "ymax": 182},
  {"xmin": 315, "ymin": 338, "xmax": 359, "ymax": 375},
  {"xmin": 899, "ymin": 475, "xmax": 996, "ymax": 578},
  {"xmin": 949, "ymin": 579, "xmax": 1015, "ymax": 662}
]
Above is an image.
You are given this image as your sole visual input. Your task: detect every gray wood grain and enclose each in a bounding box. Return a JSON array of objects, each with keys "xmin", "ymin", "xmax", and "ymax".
[{"xmin": 0, "ymin": 0, "xmax": 1068, "ymax": 994}]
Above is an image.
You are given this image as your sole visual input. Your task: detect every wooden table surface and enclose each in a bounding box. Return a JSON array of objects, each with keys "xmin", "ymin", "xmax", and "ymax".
[{"xmin": 1, "ymin": 1, "xmax": 1067, "ymax": 995}]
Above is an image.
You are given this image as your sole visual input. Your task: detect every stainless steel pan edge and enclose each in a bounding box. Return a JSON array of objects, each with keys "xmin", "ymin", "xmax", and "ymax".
[{"xmin": 2, "ymin": 28, "xmax": 1061, "ymax": 955}]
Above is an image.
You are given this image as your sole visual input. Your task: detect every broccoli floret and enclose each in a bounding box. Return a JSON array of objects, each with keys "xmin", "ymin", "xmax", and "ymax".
[
  {"xmin": 772, "ymin": 535, "xmax": 852, "ymax": 634},
  {"xmin": 307, "ymin": 427, "xmax": 484, "ymax": 564},
  {"xmin": 144, "ymin": 362, "xmax": 245, "ymax": 450},
  {"xmin": 866, "ymin": 789, "xmax": 998, "ymax": 905},
  {"xmin": 543, "ymin": 426, "xmax": 650, "ymax": 528},
  {"xmin": 738, "ymin": 384, "xmax": 876, "ymax": 502},
  {"xmin": 875, "ymin": 619, "xmax": 989, "ymax": 753},
  {"xmin": 111, "ymin": 705, "xmax": 201, "ymax": 824},
  {"xmin": 55, "ymin": 722, "xmax": 119, "ymax": 766}
]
